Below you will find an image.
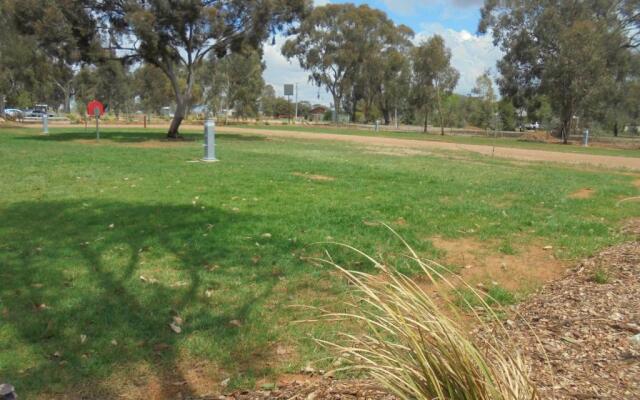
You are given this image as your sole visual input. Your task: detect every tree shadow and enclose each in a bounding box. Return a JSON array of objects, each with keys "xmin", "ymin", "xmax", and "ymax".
[
  {"xmin": 0, "ymin": 200, "xmax": 294, "ymax": 398},
  {"xmin": 15, "ymin": 129, "xmax": 268, "ymax": 143}
]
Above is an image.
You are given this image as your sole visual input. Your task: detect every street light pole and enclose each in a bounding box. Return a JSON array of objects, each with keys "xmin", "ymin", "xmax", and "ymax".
[{"xmin": 294, "ymin": 83, "xmax": 298, "ymax": 124}]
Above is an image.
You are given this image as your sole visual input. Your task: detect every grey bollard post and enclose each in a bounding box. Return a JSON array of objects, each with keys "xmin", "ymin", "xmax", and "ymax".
[
  {"xmin": 202, "ymin": 118, "xmax": 218, "ymax": 162},
  {"xmin": 42, "ymin": 113, "xmax": 49, "ymax": 135},
  {"xmin": 94, "ymin": 108, "xmax": 100, "ymax": 141},
  {"xmin": 375, "ymin": 120, "xmax": 379, "ymax": 133},
  {"xmin": 583, "ymin": 128, "xmax": 589, "ymax": 147}
]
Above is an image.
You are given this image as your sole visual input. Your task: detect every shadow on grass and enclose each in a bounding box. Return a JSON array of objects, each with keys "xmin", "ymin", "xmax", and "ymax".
[
  {"xmin": 16, "ymin": 129, "xmax": 268, "ymax": 143},
  {"xmin": 0, "ymin": 199, "xmax": 294, "ymax": 398}
]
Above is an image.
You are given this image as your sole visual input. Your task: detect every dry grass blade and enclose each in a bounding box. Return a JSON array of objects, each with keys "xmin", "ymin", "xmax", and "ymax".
[{"xmin": 318, "ymin": 236, "xmax": 538, "ymax": 400}]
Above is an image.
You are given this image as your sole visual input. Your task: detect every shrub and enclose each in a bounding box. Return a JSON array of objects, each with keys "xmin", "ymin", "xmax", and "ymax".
[{"xmin": 318, "ymin": 235, "xmax": 538, "ymax": 400}]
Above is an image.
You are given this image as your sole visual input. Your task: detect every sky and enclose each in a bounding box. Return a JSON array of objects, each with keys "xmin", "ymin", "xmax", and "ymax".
[{"xmin": 263, "ymin": 0, "xmax": 502, "ymax": 106}]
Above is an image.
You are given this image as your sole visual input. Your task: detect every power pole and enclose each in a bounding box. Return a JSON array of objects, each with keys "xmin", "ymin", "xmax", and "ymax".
[{"xmin": 294, "ymin": 83, "xmax": 299, "ymax": 124}]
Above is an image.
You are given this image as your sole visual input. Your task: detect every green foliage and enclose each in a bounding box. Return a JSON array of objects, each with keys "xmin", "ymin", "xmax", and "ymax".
[
  {"xmin": 480, "ymin": 0, "xmax": 638, "ymax": 142},
  {"xmin": 592, "ymin": 268, "xmax": 610, "ymax": 284},
  {"xmin": 411, "ymin": 35, "xmax": 459, "ymax": 134},
  {"xmin": 283, "ymin": 4, "xmax": 413, "ymax": 124}
]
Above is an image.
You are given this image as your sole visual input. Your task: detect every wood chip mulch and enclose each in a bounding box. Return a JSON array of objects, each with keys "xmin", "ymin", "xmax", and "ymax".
[
  {"xmin": 496, "ymin": 239, "xmax": 640, "ymax": 399},
  {"xmin": 209, "ymin": 230, "xmax": 640, "ymax": 400}
]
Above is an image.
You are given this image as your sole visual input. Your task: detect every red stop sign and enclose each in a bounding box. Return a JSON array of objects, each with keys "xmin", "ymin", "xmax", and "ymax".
[{"xmin": 87, "ymin": 100, "xmax": 105, "ymax": 117}]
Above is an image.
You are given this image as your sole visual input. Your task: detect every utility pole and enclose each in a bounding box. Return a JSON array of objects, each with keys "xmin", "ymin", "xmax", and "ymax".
[{"xmin": 294, "ymin": 83, "xmax": 299, "ymax": 124}]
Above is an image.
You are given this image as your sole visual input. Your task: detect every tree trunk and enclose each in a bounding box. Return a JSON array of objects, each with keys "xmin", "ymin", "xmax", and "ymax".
[
  {"xmin": 614, "ymin": 121, "xmax": 619, "ymax": 137},
  {"xmin": 0, "ymin": 95, "xmax": 5, "ymax": 118},
  {"xmin": 382, "ymin": 105, "xmax": 391, "ymax": 125},
  {"xmin": 423, "ymin": 108, "xmax": 429, "ymax": 133},
  {"xmin": 561, "ymin": 116, "xmax": 571, "ymax": 144},
  {"xmin": 332, "ymin": 94, "xmax": 340, "ymax": 126},
  {"xmin": 436, "ymin": 89, "xmax": 445, "ymax": 136},
  {"xmin": 168, "ymin": 98, "xmax": 186, "ymax": 138}
]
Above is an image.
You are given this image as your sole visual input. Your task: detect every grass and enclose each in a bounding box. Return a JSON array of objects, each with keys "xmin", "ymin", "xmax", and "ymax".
[
  {"xmin": 0, "ymin": 126, "xmax": 638, "ymax": 398},
  {"xmin": 592, "ymin": 268, "xmax": 610, "ymax": 284},
  {"xmin": 235, "ymin": 123, "xmax": 640, "ymax": 158}
]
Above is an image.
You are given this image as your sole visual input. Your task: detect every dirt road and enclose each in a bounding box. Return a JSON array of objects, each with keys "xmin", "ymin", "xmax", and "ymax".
[{"xmin": 217, "ymin": 126, "xmax": 640, "ymax": 171}]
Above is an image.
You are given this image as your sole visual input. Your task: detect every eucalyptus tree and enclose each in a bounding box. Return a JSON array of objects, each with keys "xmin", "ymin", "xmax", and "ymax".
[
  {"xmin": 410, "ymin": 35, "xmax": 459, "ymax": 134},
  {"xmin": 7, "ymin": 0, "xmax": 307, "ymax": 137},
  {"xmin": 201, "ymin": 49, "xmax": 265, "ymax": 119},
  {"xmin": 93, "ymin": 0, "xmax": 309, "ymax": 137},
  {"xmin": 283, "ymin": 4, "xmax": 412, "ymax": 124},
  {"xmin": 479, "ymin": 0, "xmax": 636, "ymax": 142}
]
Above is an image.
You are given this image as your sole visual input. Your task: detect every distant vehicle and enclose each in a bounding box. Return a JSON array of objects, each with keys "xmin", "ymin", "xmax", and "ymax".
[
  {"xmin": 524, "ymin": 122, "xmax": 540, "ymax": 130},
  {"xmin": 3, "ymin": 108, "xmax": 23, "ymax": 119},
  {"xmin": 24, "ymin": 106, "xmax": 55, "ymax": 118}
]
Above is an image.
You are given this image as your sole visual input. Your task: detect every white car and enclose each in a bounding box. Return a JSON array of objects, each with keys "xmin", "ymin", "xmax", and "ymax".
[{"xmin": 3, "ymin": 108, "xmax": 24, "ymax": 119}]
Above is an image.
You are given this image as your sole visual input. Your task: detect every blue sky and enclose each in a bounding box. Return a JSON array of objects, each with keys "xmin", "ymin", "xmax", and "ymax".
[{"xmin": 263, "ymin": 0, "xmax": 500, "ymax": 105}]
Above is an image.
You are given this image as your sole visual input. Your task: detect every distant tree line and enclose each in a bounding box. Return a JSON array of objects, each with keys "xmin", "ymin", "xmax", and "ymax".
[{"xmin": 1, "ymin": 0, "xmax": 639, "ymax": 139}]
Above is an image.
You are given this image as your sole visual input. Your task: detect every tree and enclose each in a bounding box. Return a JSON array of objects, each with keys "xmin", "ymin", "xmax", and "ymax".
[
  {"xmin": 479, "ymin": 0, "xmax": 634, "ymax": 143},
  {"xmin": 6, "ymin": 0, "xmax": 102, "ymax": 113},
  {"xmin": 133, "ymin": 64, "xmax": 174, "ymax": 115},
  {"xmin": 11, "ymin": 0, "xmax": 307, "ymax": 137},
  {"xmin": 470, "ymin": 71, "xmax": 496, "ymax": 130},
  {"xmin": 202, "ymin": 49, "xmax": 265, "ymax": 119},
  {"xmin": 261, "ymin": 85, "xmax": 277, "ymax": 117},
  {"xmin": 282, "ymin": 4, "xmax": 410, "ymax": 125},
  {"xmin": 411, "ymin": 35, "xmax": 459, "ymax": 134}
]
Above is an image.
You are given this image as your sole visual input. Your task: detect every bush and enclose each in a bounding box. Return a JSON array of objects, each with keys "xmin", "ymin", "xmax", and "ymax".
[{"xmin": 318, "ymin": 235, "xmax": 537, "ymax": 400}]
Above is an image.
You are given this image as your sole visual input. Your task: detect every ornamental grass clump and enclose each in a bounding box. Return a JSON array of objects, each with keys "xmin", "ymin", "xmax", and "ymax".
[{"xmin": 316, "ymin": 236, "xmax": 538, "ymax": 400}]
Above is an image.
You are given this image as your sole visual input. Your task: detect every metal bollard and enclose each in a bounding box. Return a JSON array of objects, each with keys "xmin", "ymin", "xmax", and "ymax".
[
  {"xmin": 202, "ymin": 119, "xmax": 218, "ymax": 162},
  {"xmin": 42, "ymin": 114, "xmax": 48, "ymax": 135},
  {"xmin": 583, "ymin": 128, "xmax": 590, "ymax": 147}
]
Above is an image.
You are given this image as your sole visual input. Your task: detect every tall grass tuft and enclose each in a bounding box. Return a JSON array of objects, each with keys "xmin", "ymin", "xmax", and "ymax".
[{"xmin": 316, "ymin": 234, "xmax": 538, "ymax": 400}]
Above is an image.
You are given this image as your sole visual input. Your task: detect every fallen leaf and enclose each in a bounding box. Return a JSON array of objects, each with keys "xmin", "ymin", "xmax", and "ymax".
[
  {"xmin": 229, "ymin": 319, "xmax": 242, "ymax": 328},
  {"xmin": 169, "ymin": 322, "xmax": 182, "ymax": 334},
  {"xmin": 205, "ymin": 289, "xmax": 214, "ymax": 298},
  {"xmin": 172, "ymin": 316, "xmax": 183, "ymax": 325},
  {"xmin": 108, "ymin": 224, "xmax": 115, "ymax": 229},
  {"xmin": 261, "ymin": 233, "xmax": 272, "ymax": 239},
  {"xmin": 111, "ymin": 339, "xmax": 118, "ymax": 346},
  {"xmin": 80, "ymin": 334, "xmax": 87, "ymax": 344},
  {"xmin": 543, "ymin": 245, "xmax": 553, "ymax": 250}
]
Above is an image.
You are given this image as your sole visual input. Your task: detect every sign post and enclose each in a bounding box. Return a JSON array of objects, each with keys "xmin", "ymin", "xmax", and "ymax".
[
  {"xmin": 87, "ymin": 100, "xmax": 105, "ymax": 142},
  {"xmin": 284, "ymin": 84, "xmax": 294, "ymax": 124}
]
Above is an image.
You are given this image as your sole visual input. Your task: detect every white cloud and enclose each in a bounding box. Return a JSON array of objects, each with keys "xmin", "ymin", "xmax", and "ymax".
[
  {"xmin": 415, "ymin": 23, "xmax": 502, "ymax": 94},
  {"xmin": 262, "ymin": 35, "xmax": 333, "ymax": 105},
  {"xmin": 262, "ymin": 23, "xmax": 502, "ymax": 105}
]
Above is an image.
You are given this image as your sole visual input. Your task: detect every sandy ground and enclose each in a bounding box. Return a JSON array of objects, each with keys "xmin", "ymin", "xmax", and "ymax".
[{"xmin": 216, "ymin": 126, "xmax": 640, "ymax": 171}]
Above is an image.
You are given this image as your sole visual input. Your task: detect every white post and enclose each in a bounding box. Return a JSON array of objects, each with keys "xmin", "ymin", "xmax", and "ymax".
[
  {"xmin": 42, "ymin": 113, "xmax": 49, "ymax": 135},
  {"xmin": 203, "ymin": 118, "xmax": 218, "ymax": 162}
]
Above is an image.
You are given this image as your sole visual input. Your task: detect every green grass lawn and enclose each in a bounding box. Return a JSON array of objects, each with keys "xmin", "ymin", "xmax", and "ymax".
[
  {"xmin": 235, "ymin": 123, "xmax": 640, "ymax": 158},
  {"xmin": 0, "ymin": 126, "xmax": 638, "ymax": 398}
]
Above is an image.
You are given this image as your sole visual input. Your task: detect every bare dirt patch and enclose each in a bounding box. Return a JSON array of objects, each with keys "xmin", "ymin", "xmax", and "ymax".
[
  {"xmin": 364, "ymin": 146, "xmax": 429, "ymax": 157},
  {"xmin": 518, "ymin": 131, "xmax": 557, "ymax": 143},
  {"xmin": 218, "ymin": 126, "xmax": 640, "ymax": 171},
  {"xmin": 569, "ymin": 187, "xmax": 596, "ymax": 199},
  {"xmin": 292, "ymin": 172, "xmax": 335, "ymax": 182},
  {"xmin": 429, "ymin": 236, "xmax": 565, "ymax": 292}
]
